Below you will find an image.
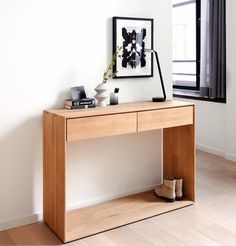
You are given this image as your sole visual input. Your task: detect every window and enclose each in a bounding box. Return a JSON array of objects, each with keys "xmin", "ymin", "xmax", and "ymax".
[
  {"xmin": 173, "ymin": 0, "xmax": 226, "ymax": 102},
  {"xmin": 172, "ymin": 0, "xmax": 200, "ymax": 90}
]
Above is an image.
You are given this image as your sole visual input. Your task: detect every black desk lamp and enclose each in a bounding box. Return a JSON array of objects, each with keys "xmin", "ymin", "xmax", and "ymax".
[{"xmin": 145, "ymin": 49, "xmax": 166, "ymax": 102}]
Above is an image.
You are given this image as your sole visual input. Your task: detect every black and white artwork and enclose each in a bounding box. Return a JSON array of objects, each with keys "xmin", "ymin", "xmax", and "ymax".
[{"xmin": 113, "ymin": 17, "xmax": 153, "ymax": 78}]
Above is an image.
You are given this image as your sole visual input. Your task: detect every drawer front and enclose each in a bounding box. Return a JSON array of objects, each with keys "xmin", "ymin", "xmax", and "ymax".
[
  {"xmin": 138, "ymin": 106, "xmax": 193, "ymax": 132},
  {"xmin": 67, "ymin": 113, "xmax": 137, "ymax": 142}
]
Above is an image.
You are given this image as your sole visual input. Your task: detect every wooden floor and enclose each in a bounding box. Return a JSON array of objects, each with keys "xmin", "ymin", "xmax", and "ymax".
[{"xmin": 1, "ymin": 150, "xmax": 236, "ymax": 245}]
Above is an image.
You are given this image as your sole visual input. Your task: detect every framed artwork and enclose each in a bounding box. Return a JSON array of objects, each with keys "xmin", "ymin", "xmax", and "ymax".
[{"xmin": 113, "ymin": 16, "xmax": 154, "ymax": 79}]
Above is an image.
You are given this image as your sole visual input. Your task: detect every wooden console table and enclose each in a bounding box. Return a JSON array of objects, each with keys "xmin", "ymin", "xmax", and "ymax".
[{"xmin": 43, "ymin": 100, "xmax": 195, "ymax": 243}]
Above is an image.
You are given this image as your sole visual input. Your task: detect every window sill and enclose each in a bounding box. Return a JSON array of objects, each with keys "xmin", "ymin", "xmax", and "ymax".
[{"xmin": 173, "ymin": 89, "xmax": 226, "ymax": 103}]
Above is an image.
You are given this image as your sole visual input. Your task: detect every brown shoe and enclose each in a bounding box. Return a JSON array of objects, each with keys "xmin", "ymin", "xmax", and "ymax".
[
  {"xmin": 175, "ymin": 177, "xmax": 183, "ymax": 200},
  {"xmin": 155, "ymin": 178, "xmax": 176, "ymax": 202}
]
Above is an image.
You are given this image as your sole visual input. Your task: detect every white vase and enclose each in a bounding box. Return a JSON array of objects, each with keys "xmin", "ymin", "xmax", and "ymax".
[{"xmin": 95, "ymin": 83, "xmax": 108, "ymax": 107}]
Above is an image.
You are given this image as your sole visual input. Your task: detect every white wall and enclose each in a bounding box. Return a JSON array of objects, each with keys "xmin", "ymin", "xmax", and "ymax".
[
  {"xmin": 0, "ymin": 0, "xmax": 172, "ymax": 229},
  {"xmin": 194, "ymin": 101, "xmax": 226, "ymax": 156},
  {"xmin": 175, "ymin": 98, "xmax": 226, "ymax": 156},
  {"xmin": 175, "ymin": 0, "xmax": 236, "ymax": 161},
  {"xmin": 225, "ymin": 0, "xmax": 236, "ymax": 162}
]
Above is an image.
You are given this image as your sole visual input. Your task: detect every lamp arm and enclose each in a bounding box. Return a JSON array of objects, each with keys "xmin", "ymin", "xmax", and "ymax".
[{"xmin": 153, "ymin": 50, "xmax": 166, "ymax": 100}]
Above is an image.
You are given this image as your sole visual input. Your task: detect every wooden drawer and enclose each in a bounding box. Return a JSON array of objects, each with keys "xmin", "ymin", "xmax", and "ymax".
[
  {"xmin": 67, "ymin": 113, "xmax": 137, "ymax": 142},
  {"xmin": 138, "ymin": 106, "xmax": 193, "ymax": 132}
]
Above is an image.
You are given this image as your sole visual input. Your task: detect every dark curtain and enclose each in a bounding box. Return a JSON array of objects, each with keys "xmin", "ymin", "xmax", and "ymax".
[{"xmin": 200, "ymin": 0, "xmax": 226, "ymax": 99}]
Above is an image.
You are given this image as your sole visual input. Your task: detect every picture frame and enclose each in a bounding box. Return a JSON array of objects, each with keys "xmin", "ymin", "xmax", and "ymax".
[{"xmin": 113, "ymin": 16, "xmax": 154, "ymax": 79}]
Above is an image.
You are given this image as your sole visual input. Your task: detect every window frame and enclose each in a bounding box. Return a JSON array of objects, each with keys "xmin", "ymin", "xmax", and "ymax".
[{"xmin": 172, "ymin": 0, "xmax": 201, "ymax": 91}]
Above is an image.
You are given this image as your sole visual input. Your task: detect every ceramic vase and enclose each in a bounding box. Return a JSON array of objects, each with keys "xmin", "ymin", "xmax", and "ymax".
[{"xmin": 95, "ymin": 83, "xmax": 108, "ymax": 107}]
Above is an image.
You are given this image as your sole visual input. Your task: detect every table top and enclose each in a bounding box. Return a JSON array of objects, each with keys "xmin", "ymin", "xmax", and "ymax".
[{"xmin": 44, "ymin": 100, "xmax": 194, "ymax": 119}]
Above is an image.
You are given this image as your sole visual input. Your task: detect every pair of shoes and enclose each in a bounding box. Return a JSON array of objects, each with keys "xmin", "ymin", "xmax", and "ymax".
[{"xmin": 154, "ymin": 177, "xmax": 183, "ymax": 202}]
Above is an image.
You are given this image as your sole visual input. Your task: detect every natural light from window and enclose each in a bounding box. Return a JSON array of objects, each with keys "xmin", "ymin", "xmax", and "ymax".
[{"xmin": 172, "ymin": 0, "xmax": 196, "ymax": 88}]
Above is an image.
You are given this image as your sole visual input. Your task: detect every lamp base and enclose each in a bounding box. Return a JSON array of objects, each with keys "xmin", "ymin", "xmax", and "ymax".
[{"xmin": 152, "ymin": 97, "xmax": 166, "ymax": 102}]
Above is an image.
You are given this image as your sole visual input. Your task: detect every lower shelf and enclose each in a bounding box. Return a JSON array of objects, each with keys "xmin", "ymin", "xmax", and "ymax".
[{"xmin": 65, "ymin": 190, "xmax": 193, "ymax": 242}]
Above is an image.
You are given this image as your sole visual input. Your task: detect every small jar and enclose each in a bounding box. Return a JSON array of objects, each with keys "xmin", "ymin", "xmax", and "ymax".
[{"xmin": 110, "ymin": 92, "xmax": 119, "ymax": 105}]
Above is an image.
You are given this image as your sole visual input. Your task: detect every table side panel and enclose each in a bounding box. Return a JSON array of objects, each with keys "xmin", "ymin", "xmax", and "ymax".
[
  {"xmin": 67, "ymin": 112, "xmax": 137, "ymax": 142},
  {"xmin": 43, "ymin": 112, "xmax": 66, "ymax": 241},
  {"xmin": 163, "ymin": 106, "xmax": 195, "ymax": 201}
]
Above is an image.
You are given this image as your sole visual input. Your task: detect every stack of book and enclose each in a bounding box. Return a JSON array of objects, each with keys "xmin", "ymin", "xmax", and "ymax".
[{"xmin": 65, "ymin": 98, "xmax": 96, "ymax": 109}]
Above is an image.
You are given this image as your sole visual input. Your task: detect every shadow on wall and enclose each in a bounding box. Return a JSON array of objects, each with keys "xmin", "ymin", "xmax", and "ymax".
[
  {"xmin": 0, "ymin": 116, "xmax": 42, "ymax": 223},
  {"xmin": 51, "ymin": 89, "xmax": 71, "ymax": 109}
]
